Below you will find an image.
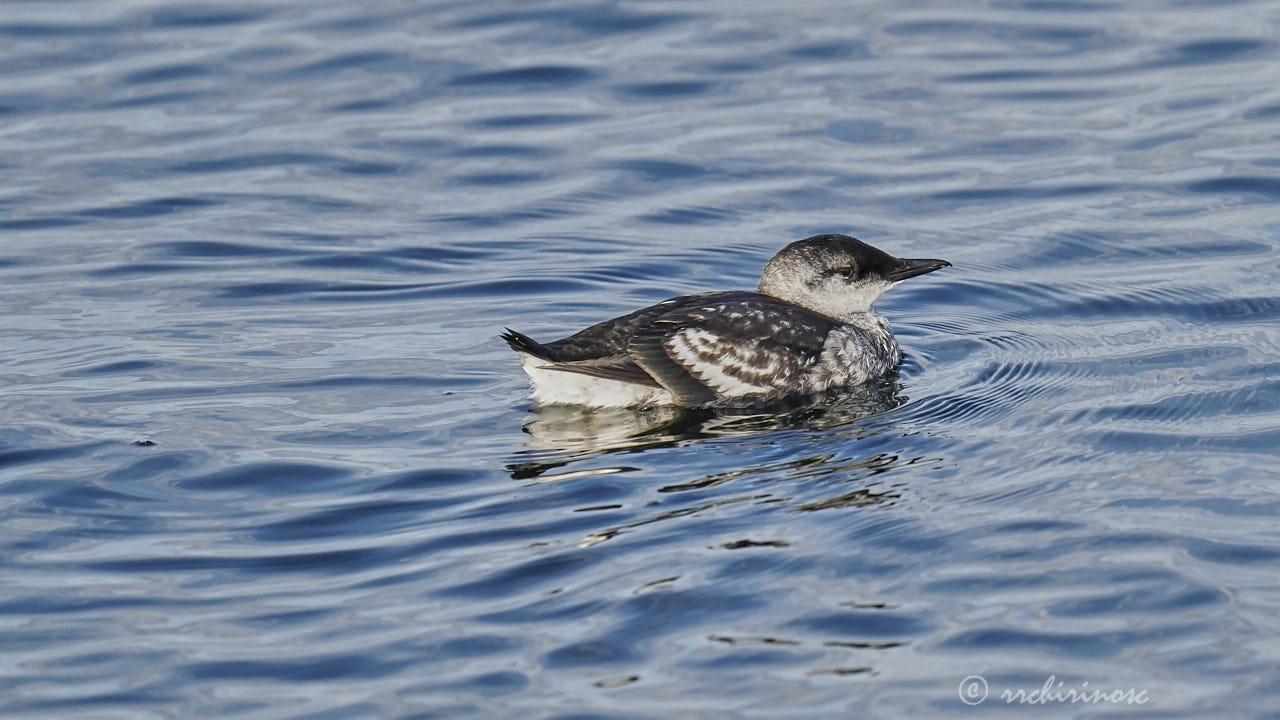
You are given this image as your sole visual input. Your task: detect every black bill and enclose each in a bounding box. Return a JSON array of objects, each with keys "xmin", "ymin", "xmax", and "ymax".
[{"xmin": 883, "ymin": 257, "xmax": 951, "ymax": 282}]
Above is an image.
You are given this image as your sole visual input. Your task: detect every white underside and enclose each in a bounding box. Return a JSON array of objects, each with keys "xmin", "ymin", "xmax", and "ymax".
[{"xmin": 520, "ymin": 354, "xmax": 676, "ymax": 408}]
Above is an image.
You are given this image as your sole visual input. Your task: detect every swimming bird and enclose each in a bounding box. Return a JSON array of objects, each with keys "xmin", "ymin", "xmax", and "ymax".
[{"xmin": 502, "ymin": 234, "xmax": 950, "ymax": 408}]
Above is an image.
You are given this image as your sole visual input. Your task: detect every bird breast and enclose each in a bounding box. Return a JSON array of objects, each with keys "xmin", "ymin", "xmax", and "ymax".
[{"xmin": 805, "ymin": 313, "xmax": 900, "ymax": 390}]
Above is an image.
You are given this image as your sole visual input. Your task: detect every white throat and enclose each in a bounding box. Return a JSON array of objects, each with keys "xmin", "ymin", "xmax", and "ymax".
[{"xmin": 758, "ymin": 269, "xmax": 895, "ymax": 323}]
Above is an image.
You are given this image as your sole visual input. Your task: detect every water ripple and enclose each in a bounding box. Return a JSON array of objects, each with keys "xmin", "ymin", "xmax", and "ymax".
[{"xmin": 3, "ymin": 0, "xmax": 1279, "ymax": 716}]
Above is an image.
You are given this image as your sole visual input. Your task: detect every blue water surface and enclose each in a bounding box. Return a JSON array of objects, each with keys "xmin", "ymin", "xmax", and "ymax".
[{"xmin": 2, "ymin": 0, "xmax": 1279, "ymax": 717}]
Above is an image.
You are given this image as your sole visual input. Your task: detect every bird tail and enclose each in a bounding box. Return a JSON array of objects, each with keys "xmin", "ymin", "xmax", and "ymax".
[{"xmin": 500, "ymin": 327, "xmax": 555, "ymax": 361}]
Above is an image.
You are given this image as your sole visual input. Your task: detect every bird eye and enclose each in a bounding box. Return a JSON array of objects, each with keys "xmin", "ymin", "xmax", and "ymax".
[{"xmin": 840, "ymin": 265, "xmax": 858, "ymax": 279}]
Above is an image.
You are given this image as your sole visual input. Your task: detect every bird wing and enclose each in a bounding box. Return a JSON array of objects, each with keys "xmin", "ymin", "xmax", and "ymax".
[
  {"xmin": 543, "ymin": 296, "xmax": 708, "ymax": 361},
  {"xmin": 536, "ymin": 354, "xmax": 663, "ymax": 388},
  {"xmin": 627, "ymin": 296, "xmax": 836, "ymax": 404}
]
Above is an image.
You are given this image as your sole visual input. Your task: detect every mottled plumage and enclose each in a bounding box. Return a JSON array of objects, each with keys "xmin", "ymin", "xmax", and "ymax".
[{"xmin": 503, "ymin": 234, "xmax": 949, "ymax": 407}]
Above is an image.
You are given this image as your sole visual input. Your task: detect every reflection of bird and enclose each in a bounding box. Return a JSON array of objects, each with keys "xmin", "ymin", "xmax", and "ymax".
[
  {"xmin": 508, "ymin": 392, "xmax": 906, "ymax": 479},
  {"xmin": 503, "ymin": 234, "xmax": 949, "ymax": 408}
]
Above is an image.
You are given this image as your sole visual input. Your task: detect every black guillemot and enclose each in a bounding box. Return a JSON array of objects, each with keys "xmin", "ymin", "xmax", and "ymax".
[{"xmin": 503, "ymin": 234, "xmax": 950, "ymax": 407}]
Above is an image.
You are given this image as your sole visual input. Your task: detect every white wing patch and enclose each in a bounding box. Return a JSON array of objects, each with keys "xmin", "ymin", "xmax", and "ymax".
[{"xmin": 666, "ymin": 327, "xmax": 780, "ymax": 397}]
